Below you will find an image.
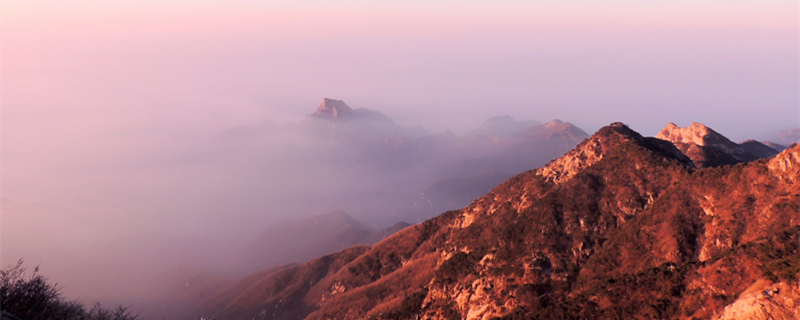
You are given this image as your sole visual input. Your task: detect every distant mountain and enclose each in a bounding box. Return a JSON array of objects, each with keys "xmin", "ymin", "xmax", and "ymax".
[
  {"xmin": 775, "ymin": 128, "xmax": 800, "ymax": 146},
  {"xmin": 399, "ymin": 118, "xmax": 589, "ymax": 222},
  {"xmin": 762, "ymin": 141, "xmax": 788, "ymax": 152},
  {"xmin": 441, "ymin": 119, "xmax": 590, "ymax": 179},
  {"xmin": 309, "ymin": 98, "xmax": 391, "ymax": 122},
  {"xmin": 656, "ymin": 122, "xmax": 778, "ymax": 167},
  {"xmin": 294, "ymin": 99, "xmax": 590, "ymax": 224},
  {"xmin": 302, "ymin": 98, "xmax": 421, "ymax": 141},
  {"xmin": 237, "ymin": 211, "xmax": 409, "ymax": 275},
  {"xmin": 190, "ymin": 246, "xmax": 371, "ymax": 320},
  {"xmin": 361, "ymin": 222, "xmax": 413, "ymax": 245},
  {"xmin": 739, "ymin": 139, "xmax": 781, "ymax": 158},
  {"xmin": 212, "ymin": 99, "xmax": 589, "ymax": 231},
  {"xmin": 467, "ymin": 115, "xmax": 541, "ymax": 137},
  {"xmin": 310, "ymin": 98, "xmax": 355, "ymax": 119},
  {"xmin": 415, "ymin": 171, "xmax": 513, "ymax": 216},
  {"xmin": 190, "ymin": 122, "xmax": 800, "ymax": 320}
]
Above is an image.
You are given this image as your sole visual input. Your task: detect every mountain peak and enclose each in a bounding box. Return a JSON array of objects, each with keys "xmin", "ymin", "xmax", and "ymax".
[
  {"xmin": 594, "ymin": 122, "xmax": 644, "ymax": 142},
  {"xmin": 312, "ymin": 98, "xmax": 353, "ymax": 119},
  {"xmin": 536, "ymin": 122, "xmax": 687, "ymax": 184},
  {"xmin": 656, "ymin": 122, "xmax": 722, "ymax": 146},
  {"xmin": 656, "ymin": 122, "xmax": 765, "ymax": 166}
]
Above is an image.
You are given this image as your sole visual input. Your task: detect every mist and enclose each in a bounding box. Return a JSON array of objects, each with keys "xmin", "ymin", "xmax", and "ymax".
[{"xmin": 2, "ymin": 0, "xmax": 798, "ymax": 316}]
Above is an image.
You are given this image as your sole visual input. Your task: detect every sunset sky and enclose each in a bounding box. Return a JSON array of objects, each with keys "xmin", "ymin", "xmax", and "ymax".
[
  {"xmin": 5, "ymin": 1, "xmax": 797, "ymax": 134},
  {"xmin": 2, "ymin": 0, "xmax": 798, "ymax": 304}
]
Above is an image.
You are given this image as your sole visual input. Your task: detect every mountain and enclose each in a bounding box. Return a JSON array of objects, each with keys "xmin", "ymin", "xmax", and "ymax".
[
  {"xmin": 467, "ymin": 116, "xmax": 541, "ymax": 137},
  {"xmin": 441, "ymin": 119, "xmax": 590, "ymax": 179},
  {"xmin": 361, "ymin": 222, "xmax": 413, "ymax": 248},
  {"xmin": 739, "ymin": 139, "xmax": 781, "ymax": 158},
  {"xmin": 310, "ymin": 98, "xmax": 355, "ymax": 119},
  {"xmin": 302, "ymin": 98, "xmax": 419, "ymax": 141},
  {"xmin": 762, "ymin": 141, "xmax": 788, "ymax": 152},
  {"xmin": 237, "ymin": 211, "xmax": 410, "ymax": 275},
  {"xmin": 775, "ymin": 128, "xmax": 800, "ymax": 146},
  {"xmin": 189, "ymin": 246, "xmax": 371, "ymax": 320},
  {"xmin": 309, "ymin": 98, "xmax": 391, "ymax": 122},
  {"xmin": 290, "ymin": 99, "xmax": 590, "ymax": 225},
  {"xmin": 656, "ymin": 122, "xmax": 777, "ymax": 167},
  {"xmin": 190, "ymin": 122, "xmax": 799, "ymax": 319},
  {"xmin": 415, "ymin": 171, "xmax": 513, "ymax": 217}
]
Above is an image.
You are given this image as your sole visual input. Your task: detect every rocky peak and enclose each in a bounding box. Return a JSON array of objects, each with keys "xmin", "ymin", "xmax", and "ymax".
[
  {"xmin": 541, "ymin": 119, "xmax": 579, "ymax": 134},
  {"xmin": 536, "ymin": 122, "xmax": 650, "ymax": 184},
  {"xmin": 312, "ymin": 98, "xmax": 353, "ymax": 119},
  {"xmin": 656, "ymin": 122, "xmax": 716, "ymax": 146},
  {"xmin": 656, "ymin": 122, "xmax": 759, "ymax": 166},
  {"xmin": 512, "ymin": 119, "xmax": 588, "ymax": 140},
  {"xmin": 656, "ymin": 122, "xmax": 742, "ymax": 152},
  {"xmin": 767, "ymin": 143, "xmax": 800, "ymax": 186}
]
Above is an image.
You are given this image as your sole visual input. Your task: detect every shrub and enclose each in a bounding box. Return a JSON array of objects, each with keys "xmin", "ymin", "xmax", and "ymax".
[{"xmin": 0, "ymin": 260, "xmax": 137, "ymax": 320}]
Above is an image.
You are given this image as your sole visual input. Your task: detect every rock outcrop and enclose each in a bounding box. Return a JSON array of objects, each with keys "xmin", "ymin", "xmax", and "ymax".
[
  {"xmin": 311, "ymin": 98, "xmax": 354, "ymax": 119},
  {"xmin": 656, "ymin": 122, "xmax": 778, "ymax": 167}
]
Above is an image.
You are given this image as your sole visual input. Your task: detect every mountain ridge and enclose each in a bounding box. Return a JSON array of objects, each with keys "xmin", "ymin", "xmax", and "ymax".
[{"xmin": 191, "ymin": 122, "xmax": 799, "ymax": 320}]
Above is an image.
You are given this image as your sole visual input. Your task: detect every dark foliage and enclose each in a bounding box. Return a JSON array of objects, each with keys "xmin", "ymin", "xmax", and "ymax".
[
  {"xmin": 498, "ymin": 263, "xmax": 686, "ymax": 320},
  {"xmin": 750, "ymin": 226, "xmax": 800, "ymax": 283},
  {"xmin": 381, "ymin": 288, "xmax": 428, "ymax": 320},
  {"xmin": 0, "ymin": 260, "xmax": 137, "ymax": 320},
  {"xmin": 436, "ymin": 251, "xmax": 479, "ymax": 284}
]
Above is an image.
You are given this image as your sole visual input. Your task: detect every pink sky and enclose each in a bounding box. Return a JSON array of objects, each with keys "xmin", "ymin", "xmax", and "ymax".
[{"xmin": 5, "ymin": 1, "xmax": 796, "ymax": 131}]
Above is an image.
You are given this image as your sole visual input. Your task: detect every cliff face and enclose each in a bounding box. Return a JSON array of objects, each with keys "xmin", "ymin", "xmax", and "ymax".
[{"xmin": 193, "ymin": 123, "xmax": 800, "ymax": 320}]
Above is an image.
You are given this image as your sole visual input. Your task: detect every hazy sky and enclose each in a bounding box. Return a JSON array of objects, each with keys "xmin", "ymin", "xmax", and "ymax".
[
  {"xmin": 5, "ymin": 1, "xmax": 798, "ymax": 134},
  {"xmin": 2, "ymin": 0, "xmax": 798, "ymax": 306}
]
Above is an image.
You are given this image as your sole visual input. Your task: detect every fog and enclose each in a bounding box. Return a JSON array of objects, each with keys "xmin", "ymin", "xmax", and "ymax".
[{"xmin": 2, "ymin": 0, "xmax": 798, "ymax": 316}]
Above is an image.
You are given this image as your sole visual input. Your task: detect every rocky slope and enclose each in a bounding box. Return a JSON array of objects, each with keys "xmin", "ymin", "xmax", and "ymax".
[{"xmin": 192, "ymin": 123, "xmax": 799, "ymax": 320}]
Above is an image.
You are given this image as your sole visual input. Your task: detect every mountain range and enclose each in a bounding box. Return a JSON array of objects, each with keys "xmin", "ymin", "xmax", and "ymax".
[
  {"xmin": 184, "ymin": 122, "xmax": 798, "ymax": 320},
  {"xmin": 217, "ymin": 98, "xmax": 589, "ymax": 226}
]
